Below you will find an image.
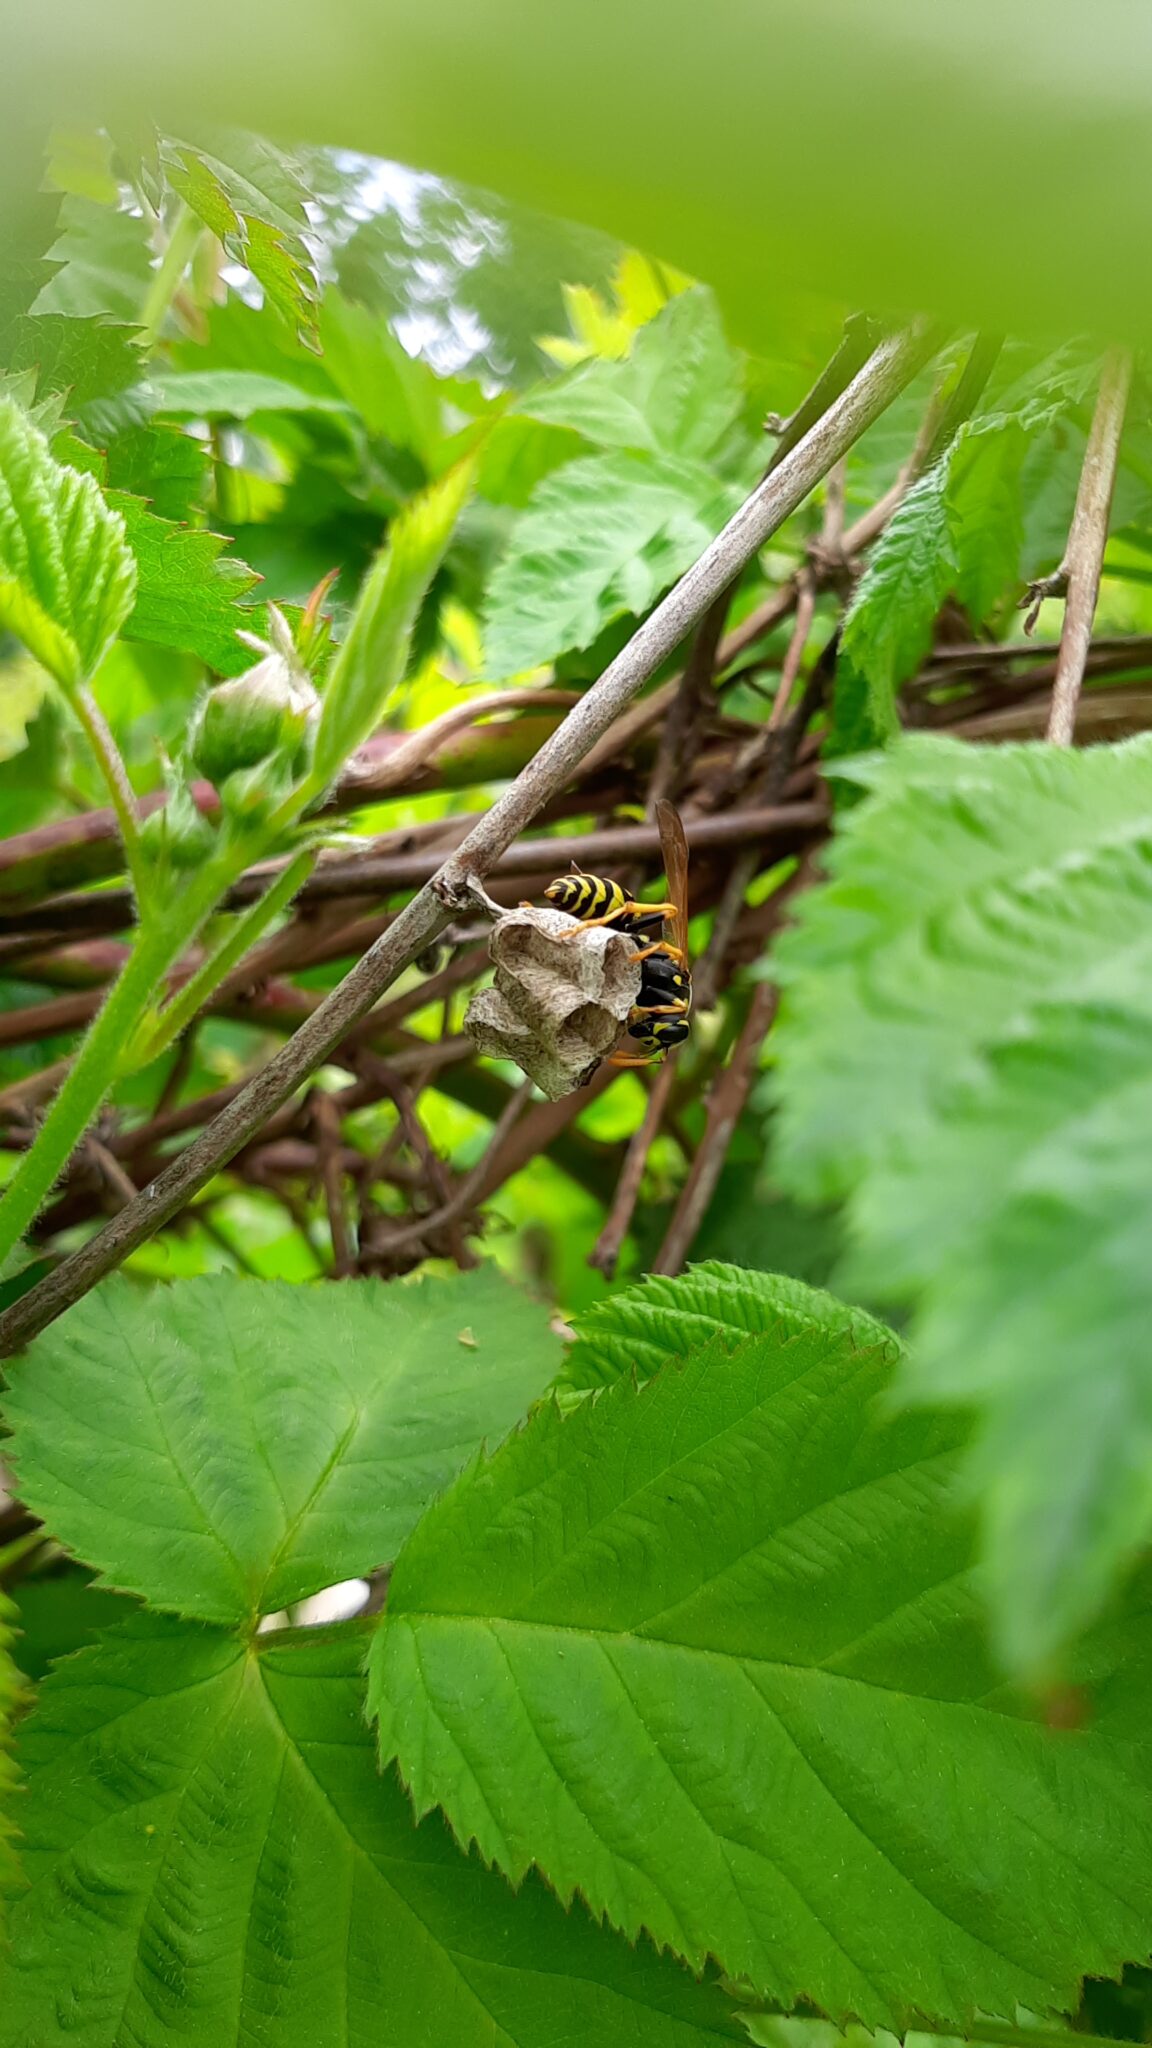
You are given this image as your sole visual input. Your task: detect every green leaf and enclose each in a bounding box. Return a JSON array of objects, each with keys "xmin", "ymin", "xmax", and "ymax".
[
  {"xmin": 0, "ymin": 189, "xmax": 63, "ymax": 330},
  {"xmin": 0, "ymin": 683, "xmax": 63, "ymax": 834},
  {"xmin": 0, "ymin": 1615, "xmax": 746, "ymax": 2048},
  {"xmin": 102, "ymin": 421, "xmax": 209, "ymax": 522},
  {"xmin": 518, "ymin": 288, "xmax": 743, "ymax": 461},
  {"xmin": 0, "ymin": 394, "xmax": 136, "ymax": 687},
  {"xmin": 149, "ymin": 366, "xmax": 349, "ymax": 419},
  {"xmin": 108, "ymin": 491, "xmax": 262, "ymax": 674},
  {"xmin": 311, "ymin": 457, "xmax": 474, "ymax": 786},
  {"xmin": 0, "ymin": 313, "xmax": 141, "ymax": 407},
  {"xmin": 162, "ymin": 131, "xmax": 320, "ymax": 344},
  {"xmin": 832, "ymin": 463, "xmax": 954, "ymax": 748},
  {"xmin": 0, "ymin": 650, "xmax": 52, "ymax": 761},
  {"xmin": 167, "ymin": 293, "xmax": 337, "ymax": 398},
  {"xmin": 2, "ymin": 1266, "xmax": 561, "ymax": 1623},
  {"xmin": 9, "ymin": 1564, "xmax": 135, "ymax": 1685},
  {"xmin": 852, "ymin": 1004, "xmax": 1152, "ymax": 1675},
  {"xmin": 771, "ymin": 733, "xmax": 1152, "ymax": 1669},
  {"xmin": 483, "ymin": 450, "xmax": 742, "ymax": 676},
  {"xmin": 370, "ymin": 1277, "xmax": 1152, "ymax": 2030},
  {"xmin": 335, "ymin": 175, "xmax": 618, "ymax": 389},
  {"xmin": 317, "ymin": 291, "xmax": 442, "ymax": 455},
  {"xmin": 945, "ymin": 418, "xmax": 1028, "ymax": 622},
  {"xmin": 35, "ymin": 192, "xmax": 153, "ymax": 324},
  {"xmin": 562, "ymin": 1257, "xmax": 876, "ymax": 1390}
]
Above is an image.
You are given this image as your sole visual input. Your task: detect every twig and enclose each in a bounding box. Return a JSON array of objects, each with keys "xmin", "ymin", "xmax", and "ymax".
[
  {"xmin": 651, "ymin": 982, "xmax": 778, "ymax": 1276},
  {"xmin": 0, "ymin": 803, "xmax": 822, "ymax": 1060},
  {"xmin": 0, "ymin": 689, "xmax": 578, "ymax": 914},
  {"xmin": 356, "ymin": 1052, "xmax": 477, "ymax": 1270},
  {"xmin": 767, "ymin": 454, "xmax": 845, "ymax": 735},
  {"xmin": 0, "ymin": 321, "xmax": 938, "ymax": 1354},
  {"xmin": 589, "ymin": 1060, "xmax": 678, "ymax": 1277},
  {"xmin": 1033, "ymin": 346, "xmax": 1133, "ymax": 744},
  {"xmin": 150, "ymin": 1024, "xmax": 199, "ymax": 1121},
  {"xmin": 763, "ymin": 313, "xmax": 880, "ymax": 462},
  {"xmin": 468, "ymin": 1060, "xmax": 619, "ymax": 1208},
  {"xmin": 86, "ymin": 1138, "xmax": 139, "ymax": 1211},
  {"xmin": 638, "ymin": 320, "xmax": 882, "ymax": 813},
  {"xmin": 645, "ymin": 592, "xmax": 732, "ymax": 814},
  {"xmin": 919, "ymin": 331, "xmax": 1004, "ymax": 472},
  {"xmin": 0, "ymin": 1057, "xmax": 73, "ymax": 1121},
  {"xmin": 367, "ymin": 1080, "xmax": 532, "ymax": 1262},
  {"xmin": 312, "ymin": 1092, "xmax": 353, "ymax": 1276}
]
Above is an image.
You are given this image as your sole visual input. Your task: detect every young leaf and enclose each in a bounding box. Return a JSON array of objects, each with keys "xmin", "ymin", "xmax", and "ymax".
[
  {"xmin": 945, "ymin": 417, "xmax": 1027, "ymax": 622},
  {"xmin": 771, "ymin": 733, "xmax": 1152, "ymax": 1669},
  {"xmin": 310, "ymin": 457, "xmax": 474, "ymax": 787},
  {"xmin": 369, "ymin": 1276, "xmax": 1152, "ymax": 2031},
  {"xmin": 518, "ymin": 287, "xmax": 743, "ymax": 461},
  {"xmin": 832, "ymin": 462, "xmax": 954, "ymax": 748},
  {"xmin": 35, "ymin": 192, "xmax": 153, "ymax": 324},
  {"xmin": 108, "ymin": 491, "xmax": 262, "ymax": 674},
  {"xmin": 2, "ymin": 1267, "xmax": 562, "ymax": 1624},
  {"xmin": 483, "ymin": 450, "xmax": 742, "ymax": 676},
  {"xmin": 0, "ymin": 1616, "xmax": 745, "ymax": 2048},
  {"xmin": 562, "ymin": 1258, "xmax": 880, "ymax": 1389},
  {"xmin": 162, "ymin": 131, "xmax": 320, "ymax": 344},
  {"xmin": 0, "ymin": 393, "xmax": 136, "ymax": 688}
]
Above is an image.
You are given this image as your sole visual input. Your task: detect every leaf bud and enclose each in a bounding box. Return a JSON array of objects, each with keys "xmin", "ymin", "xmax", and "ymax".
[
  {"xmin": 218, "ymin": 755, "xmax": 296, "ymax": 829},
  {"xmin": 140, "ymin": 786, "xmax": 217, "ymax": 870}
]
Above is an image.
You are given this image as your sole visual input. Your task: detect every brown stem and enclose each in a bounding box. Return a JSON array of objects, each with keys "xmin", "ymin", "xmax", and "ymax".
[
  {"xmin": 312, "ymin": 1092, "xmax": 353, "ymax": 1277},
  {"xmin": 356, "ymin": 1052, "xmax": 477, "ymax": 1270},
  {"xmin": 0, "ymin": 322, "xmax": 937, "ymax": 1355},
  {"xmin": 651, "ymin": 982, "xmax": 779, "ymax": 1277},
  {"xmin": 1041, "ymin": 347, "xmax": 1134, "ymax": 745},
  {"xmin": 589, "ymin": 1059, "xmax": 678, "ymax": 1278},
  {"xmin": 367, "ymin": 1081, "xmax": 532, "ymax": 1262},
  {"xmin": 645, "ymin": 591, "xmax": 732, "ymax": 815},
  {"xmin": 0, "ymin": 690, "xmax": 580, "ymax": 911}
]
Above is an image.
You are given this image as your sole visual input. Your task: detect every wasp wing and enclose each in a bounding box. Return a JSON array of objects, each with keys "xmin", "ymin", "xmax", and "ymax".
[{"xmin": 655, "ymin": 798, "xmax": 689, "ymax": 958}]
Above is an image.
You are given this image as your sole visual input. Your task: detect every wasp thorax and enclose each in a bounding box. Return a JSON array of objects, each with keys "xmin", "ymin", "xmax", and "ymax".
[{"xmin": 464, "ymin": 905, "xmax": 641, "ymax": 1100}]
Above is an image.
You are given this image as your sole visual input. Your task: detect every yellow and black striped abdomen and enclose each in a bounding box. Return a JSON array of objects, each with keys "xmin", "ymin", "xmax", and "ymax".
[{"xmin": 545, "ymin": 873, "xmax": 628, "ymax": 922}]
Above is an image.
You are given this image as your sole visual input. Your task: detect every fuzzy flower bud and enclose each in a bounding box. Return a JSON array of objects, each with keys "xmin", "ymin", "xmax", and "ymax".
[{"xmin": 191, "ymin": 606, "xmax": 319, "ymax": 788}]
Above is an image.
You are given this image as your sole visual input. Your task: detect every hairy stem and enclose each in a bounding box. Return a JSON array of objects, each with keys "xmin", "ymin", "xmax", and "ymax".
[
  {"xmin": 0, "ymin": 857, "xmax": 230, "ymax": 1268},
  {"xmin": 138, "ymin": 201, "xmax": 204, "ymax": 351},
  {"xmin": 131, "ymin": 847, "xmax": 318, "ymax": 1070},
  {"xmin": 0, "ymin": 921, "xmax": 182, "ymax": 1267},
  {"xmin": 70, "ymin": 686, "xmax": 148, "ymax": 909}
]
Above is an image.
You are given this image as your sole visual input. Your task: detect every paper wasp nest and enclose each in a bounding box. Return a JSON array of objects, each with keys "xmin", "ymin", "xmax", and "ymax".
[{"xmin": 464, "ymin": 905, "xmax": 641, "ymax": 1100}]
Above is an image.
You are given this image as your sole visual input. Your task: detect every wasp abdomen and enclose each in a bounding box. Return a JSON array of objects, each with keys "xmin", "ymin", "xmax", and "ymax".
[{"xmin": 545, "ymin": 874, "xmax": 627, "ymax": 921}]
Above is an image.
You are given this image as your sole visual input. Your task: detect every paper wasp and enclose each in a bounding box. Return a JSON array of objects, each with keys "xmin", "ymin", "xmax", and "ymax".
[{"xmin": 542, "ymin": 799, "xmax": 692, "ymax": 1066}]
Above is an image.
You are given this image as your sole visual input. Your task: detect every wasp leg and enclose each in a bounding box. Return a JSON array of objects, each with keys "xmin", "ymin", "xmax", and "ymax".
[
  {"xmin": 607, "ymin": 1050, "xmax": 665, "ymax": 1067},
  {"xmin": 556, "ymin": 898, "xmax": 677, "ymax": 939},
  {"xmin": 627, "ymin": 942, "xmax": 688, "ymax": 965}
]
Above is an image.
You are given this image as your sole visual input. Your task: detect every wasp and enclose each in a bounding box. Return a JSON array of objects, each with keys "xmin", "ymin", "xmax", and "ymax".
[{"xmin": 542, "ymin": 799, "xmax": 692, "ymax": 1066}]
